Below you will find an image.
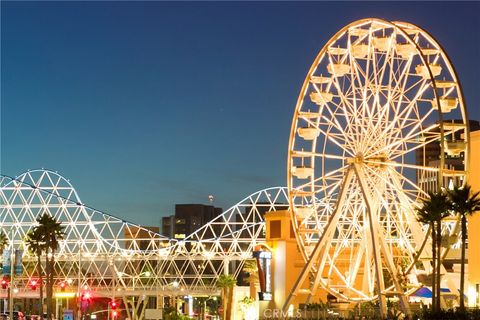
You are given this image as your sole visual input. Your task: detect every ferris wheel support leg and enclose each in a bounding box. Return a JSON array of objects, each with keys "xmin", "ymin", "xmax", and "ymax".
[
  {"xmin": 282, "ymin": 167, "xmax": 355, "ymax": 314},
  {"xmin": 389, "ymin": 169, "xmax": 432, "ymax": 274},
  {"xmin": 353, "ymin": 164, "xmax": 387, "ymax": 319},
  {"xmin": 374, "ymin": 210, "xmax": 412, "ymax": 318},
  {"xmin": 370, "ymin": 171, "xmax": 413, "ymax": 317}
]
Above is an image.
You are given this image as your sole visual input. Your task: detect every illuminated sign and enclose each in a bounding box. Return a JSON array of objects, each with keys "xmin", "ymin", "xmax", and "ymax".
[
  {"xmin": 2, "ymin": 250, "xmax": 23, "ymax": 275},
  {"xmin": 258, "ymin": 292, "xmax": 272, "ymax": 301},
  {"xmin": 253, "ymin": 249, "xmax": 272, "ymax": 301},
  {"xmin": 254, "ymin": 251, "xmax": 272, "ymax": 259}
]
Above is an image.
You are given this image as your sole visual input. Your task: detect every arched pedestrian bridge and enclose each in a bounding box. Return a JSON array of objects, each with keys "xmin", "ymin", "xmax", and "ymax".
[{"xmin": 0, "ymin": 169, "xmax": 288, "ymax": 298}]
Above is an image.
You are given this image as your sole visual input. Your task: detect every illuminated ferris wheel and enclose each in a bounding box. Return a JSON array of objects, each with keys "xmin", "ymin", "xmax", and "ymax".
[{"xmin": 287, "ymin": 18, "xmax": 470, "ymax": 310}]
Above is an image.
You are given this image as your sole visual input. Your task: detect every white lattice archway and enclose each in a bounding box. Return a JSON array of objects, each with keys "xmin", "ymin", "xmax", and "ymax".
[{"xmin": 0, "ymin": 169, "xmax": 289, "ymax": 298}]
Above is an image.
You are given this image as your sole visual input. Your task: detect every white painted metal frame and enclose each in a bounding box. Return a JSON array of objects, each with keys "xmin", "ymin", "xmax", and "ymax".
[{"xmin": 0, "ymin": 169, "xmax": 289, "ymax": 298}]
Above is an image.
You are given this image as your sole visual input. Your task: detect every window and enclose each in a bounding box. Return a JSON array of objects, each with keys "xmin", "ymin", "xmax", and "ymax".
[
  {"xmin": 290, "ymin": 222, "xmax": 295, "ymax": 239},
  {"xmin": 270, "ymin": 220, "xmax": 281, "ymax": 238}
]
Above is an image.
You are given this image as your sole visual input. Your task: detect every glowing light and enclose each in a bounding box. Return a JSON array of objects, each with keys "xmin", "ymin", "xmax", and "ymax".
[
  {"xmin": 55, "ymin": 292, "xmax": 76, "ymax": 298},
  {"xmin": 468, "ymin": 286, "xmax": 477, "ymax": 307},
  {"xmin": 448, "ymin": 179, "xmax": 454, "ymax": 190}
]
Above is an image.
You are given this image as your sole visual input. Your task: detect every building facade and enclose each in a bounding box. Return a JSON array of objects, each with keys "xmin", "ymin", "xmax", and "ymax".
[{"xmin": 161, "ymin": 204, "xmax": 222, "ymax": 239}]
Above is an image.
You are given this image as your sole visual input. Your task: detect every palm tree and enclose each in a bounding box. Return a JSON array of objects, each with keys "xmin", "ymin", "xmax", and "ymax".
[
  {"xmin": 416, "ymin": 191, "xmax": 450, "ymax": 312},
  {"xmin": 434, "ymin": 191, "xmax": 450, "ymax": 311},
  {"xmin": 216, "ymin": 274, "xmax": 236, "ymax": 320},
  {"xmin": 32, "ymin": 213, "xmax": 65, "ymax": 318},
  {"xmin": 242, "ymin": 260, "xmax": 258, "ymax": 299},
  {"xmin": 0, "ymin": 231, "xmax": 8, "ymax": 255},
  {"xmin": 26, "ymin": 229, "xmax": 46, "ymax": 315},
  {"xmin": 0, "ymin": 231, "xmax": 9, "ymax": 274},
  {"xmin": 448, "ymin": 184, "xmax": 480, "ymax": 312}
]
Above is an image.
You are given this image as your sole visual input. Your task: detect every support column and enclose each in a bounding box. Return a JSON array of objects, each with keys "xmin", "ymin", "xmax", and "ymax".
[
  {"xmin": 283, "ymin": 167, "xmax": 355, "ymax": 312},
  {"xmin": 353, "ymin": 163, "xmax": 387, "ymax": 318}
]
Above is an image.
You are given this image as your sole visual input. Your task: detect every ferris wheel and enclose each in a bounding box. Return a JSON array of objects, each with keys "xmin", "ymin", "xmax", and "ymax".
[{"xmin": 286, "ymin": 18, "xmax": 470, "ymax": 310}]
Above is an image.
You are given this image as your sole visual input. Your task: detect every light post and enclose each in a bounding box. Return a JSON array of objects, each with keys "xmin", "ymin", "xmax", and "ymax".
[
  {"xmin": 77, "ymin": 246, "xmax": 82, "ymax": 320},
  {"xmin": 8, "ymin": 229, "xmax": 15, "ymax": 319}
]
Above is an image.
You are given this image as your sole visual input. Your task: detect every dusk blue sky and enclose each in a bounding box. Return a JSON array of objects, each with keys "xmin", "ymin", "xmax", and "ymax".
[{"xmin": 2, "ymin": 2, "xmax": 479, "ymax": 226}]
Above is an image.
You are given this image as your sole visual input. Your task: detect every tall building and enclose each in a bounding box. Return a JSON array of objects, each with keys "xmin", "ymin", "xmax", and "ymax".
[
  {"xmin": 468, "ymin": 128, "xmax": 480, "ymax": 307},
  {"xmin": 161, "ymin": 215, "xmax": 175, "ymax": 238},
  {"xmin": 174, "ymin": 204, "xmax": 222, "ymax": 239},
  {"xmin": 416, "ymin": 119, "xmax": 480, "ymax": 193},
  {"xmin": 161, "ymin": 204, "xmax": 223, "ymax": 239}
]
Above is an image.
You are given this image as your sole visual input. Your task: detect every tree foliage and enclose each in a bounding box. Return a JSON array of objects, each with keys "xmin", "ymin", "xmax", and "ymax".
[
  {"xmin": 216, "ymin": 274, "xmax": 236, "ymax": 320},
  {"xmin": 447, "ymin": 184, "xmax": 480, "ymax": 312},
  {"xmin": 416, "ymin": 191, "xmax": 450, "ymax": 313},
  {"xmin": 28, "ymin": 212, "xmax": 65, "ymax": 319}
]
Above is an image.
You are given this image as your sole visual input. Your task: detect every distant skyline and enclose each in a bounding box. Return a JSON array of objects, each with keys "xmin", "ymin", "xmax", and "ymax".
[{"xmin": 2, "ymin": 2, "xmax": 479, "ymax": 226}]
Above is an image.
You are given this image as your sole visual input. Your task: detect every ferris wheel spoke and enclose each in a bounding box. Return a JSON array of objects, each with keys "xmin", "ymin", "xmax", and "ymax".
[
  {"xmin": 385, "ymin": 46, "xmax": 415, "ymax": 132},
  {"xmin": 362, "ymin": 166, "xmax": 418, "ymax": 255},
  {"xmin": 353, "ymin": 163, "xmax": 390, "ymax": 304},
  {"xmin": 292, "ymin": 165, "xmax": 347, "ymax": 195},
  {"xmin": 366, "ymin": 77, "xmax": 430, "ymax": 155},
  {"xmin": 301, "ymin": 115, "xmax": 356, "ymax": 157},
  {"xmin": 351, "ymin": 61, "xmax": 380, "ymax": 151},
  {"xmin": 359, "ymin": 67, "xmax": 393, "ymax": 150},
  {"xmin": 362, "ymin": 160, "xmax": 429, "ymax": 201},
  {"xmin": 348, "ymin": 236, "xmax": 366, "ymax": 287},
  {"xmin": 292, "ymin": 150, "xmax": 348, "ymax": 161},
  {"xmin": 329, "ymin": 85, "xmax": 361, "ymax": 153},
  {"xmin": 299, "ymin": 111, "xmax": 343, "ymax": 139},
  {"xmin": 287, "ymin": 167, "xmax": 356, "ymax": 302},
  {"xmin": 368, "ymin": 119, "xmax": 437, "ymax": 159},
  {"xmin": 363, "ymin": 159, "xmax": 439, "ymax": 173},
  {"xmin": 361, "ymin": 168, "xmax": 420, "ymax": 252},
  {"xmin": 321, "ymin": 99, "xmax": 360, "ymax": 153},
  {"xmin": 385, "ymin": 168, "xmax": 431, "ymax": 259},
  {"xmin": 388, "ymin": 166, "xmax": 430, "ymax": 200},
  {"xmin": 389, "ymin": 135, "xmax": 441, "ymax": 161}
]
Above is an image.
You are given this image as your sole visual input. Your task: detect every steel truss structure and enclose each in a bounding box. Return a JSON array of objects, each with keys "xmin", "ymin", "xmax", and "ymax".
[
  {"xmin": 287, "ymin": 18, "xmax": 469, "ymax": 314},
  {"xmin": 0, "ymin": 169, "xmax": 289, "ymax": 297}
]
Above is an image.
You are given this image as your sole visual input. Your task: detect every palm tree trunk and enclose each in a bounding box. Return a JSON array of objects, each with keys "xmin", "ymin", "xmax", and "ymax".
[
  {"xmin": 249, "ymin": 275, "xmax": 256, "ymax": 299},
  {"xmin": 49, "ymin": 251, "xmax": 56, "ymax": 318},
  {"xmin": 222, "ymin": 288, "xmax": 227, "ymax": 320},
  {"xmin": 46, "ymin": 253, "xmax": 53, "ymax": 318},
  {"xmin": 431, "ymin": 223, "xmax": 437, "ymax": 312},
  {"xmin": 460, "ymin": 214, "xmax": 467, "ymax": 313},
  {"xmin": 37, "ymin": 249, "xmax": 44, "ymax": 315},
  {"xmin": 436, "ymin": 219, "xmax": 442, "ymax": 311},
  {"xmin": 226, "ymin": 286, "xmax": 234, "ymax": 320}
]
